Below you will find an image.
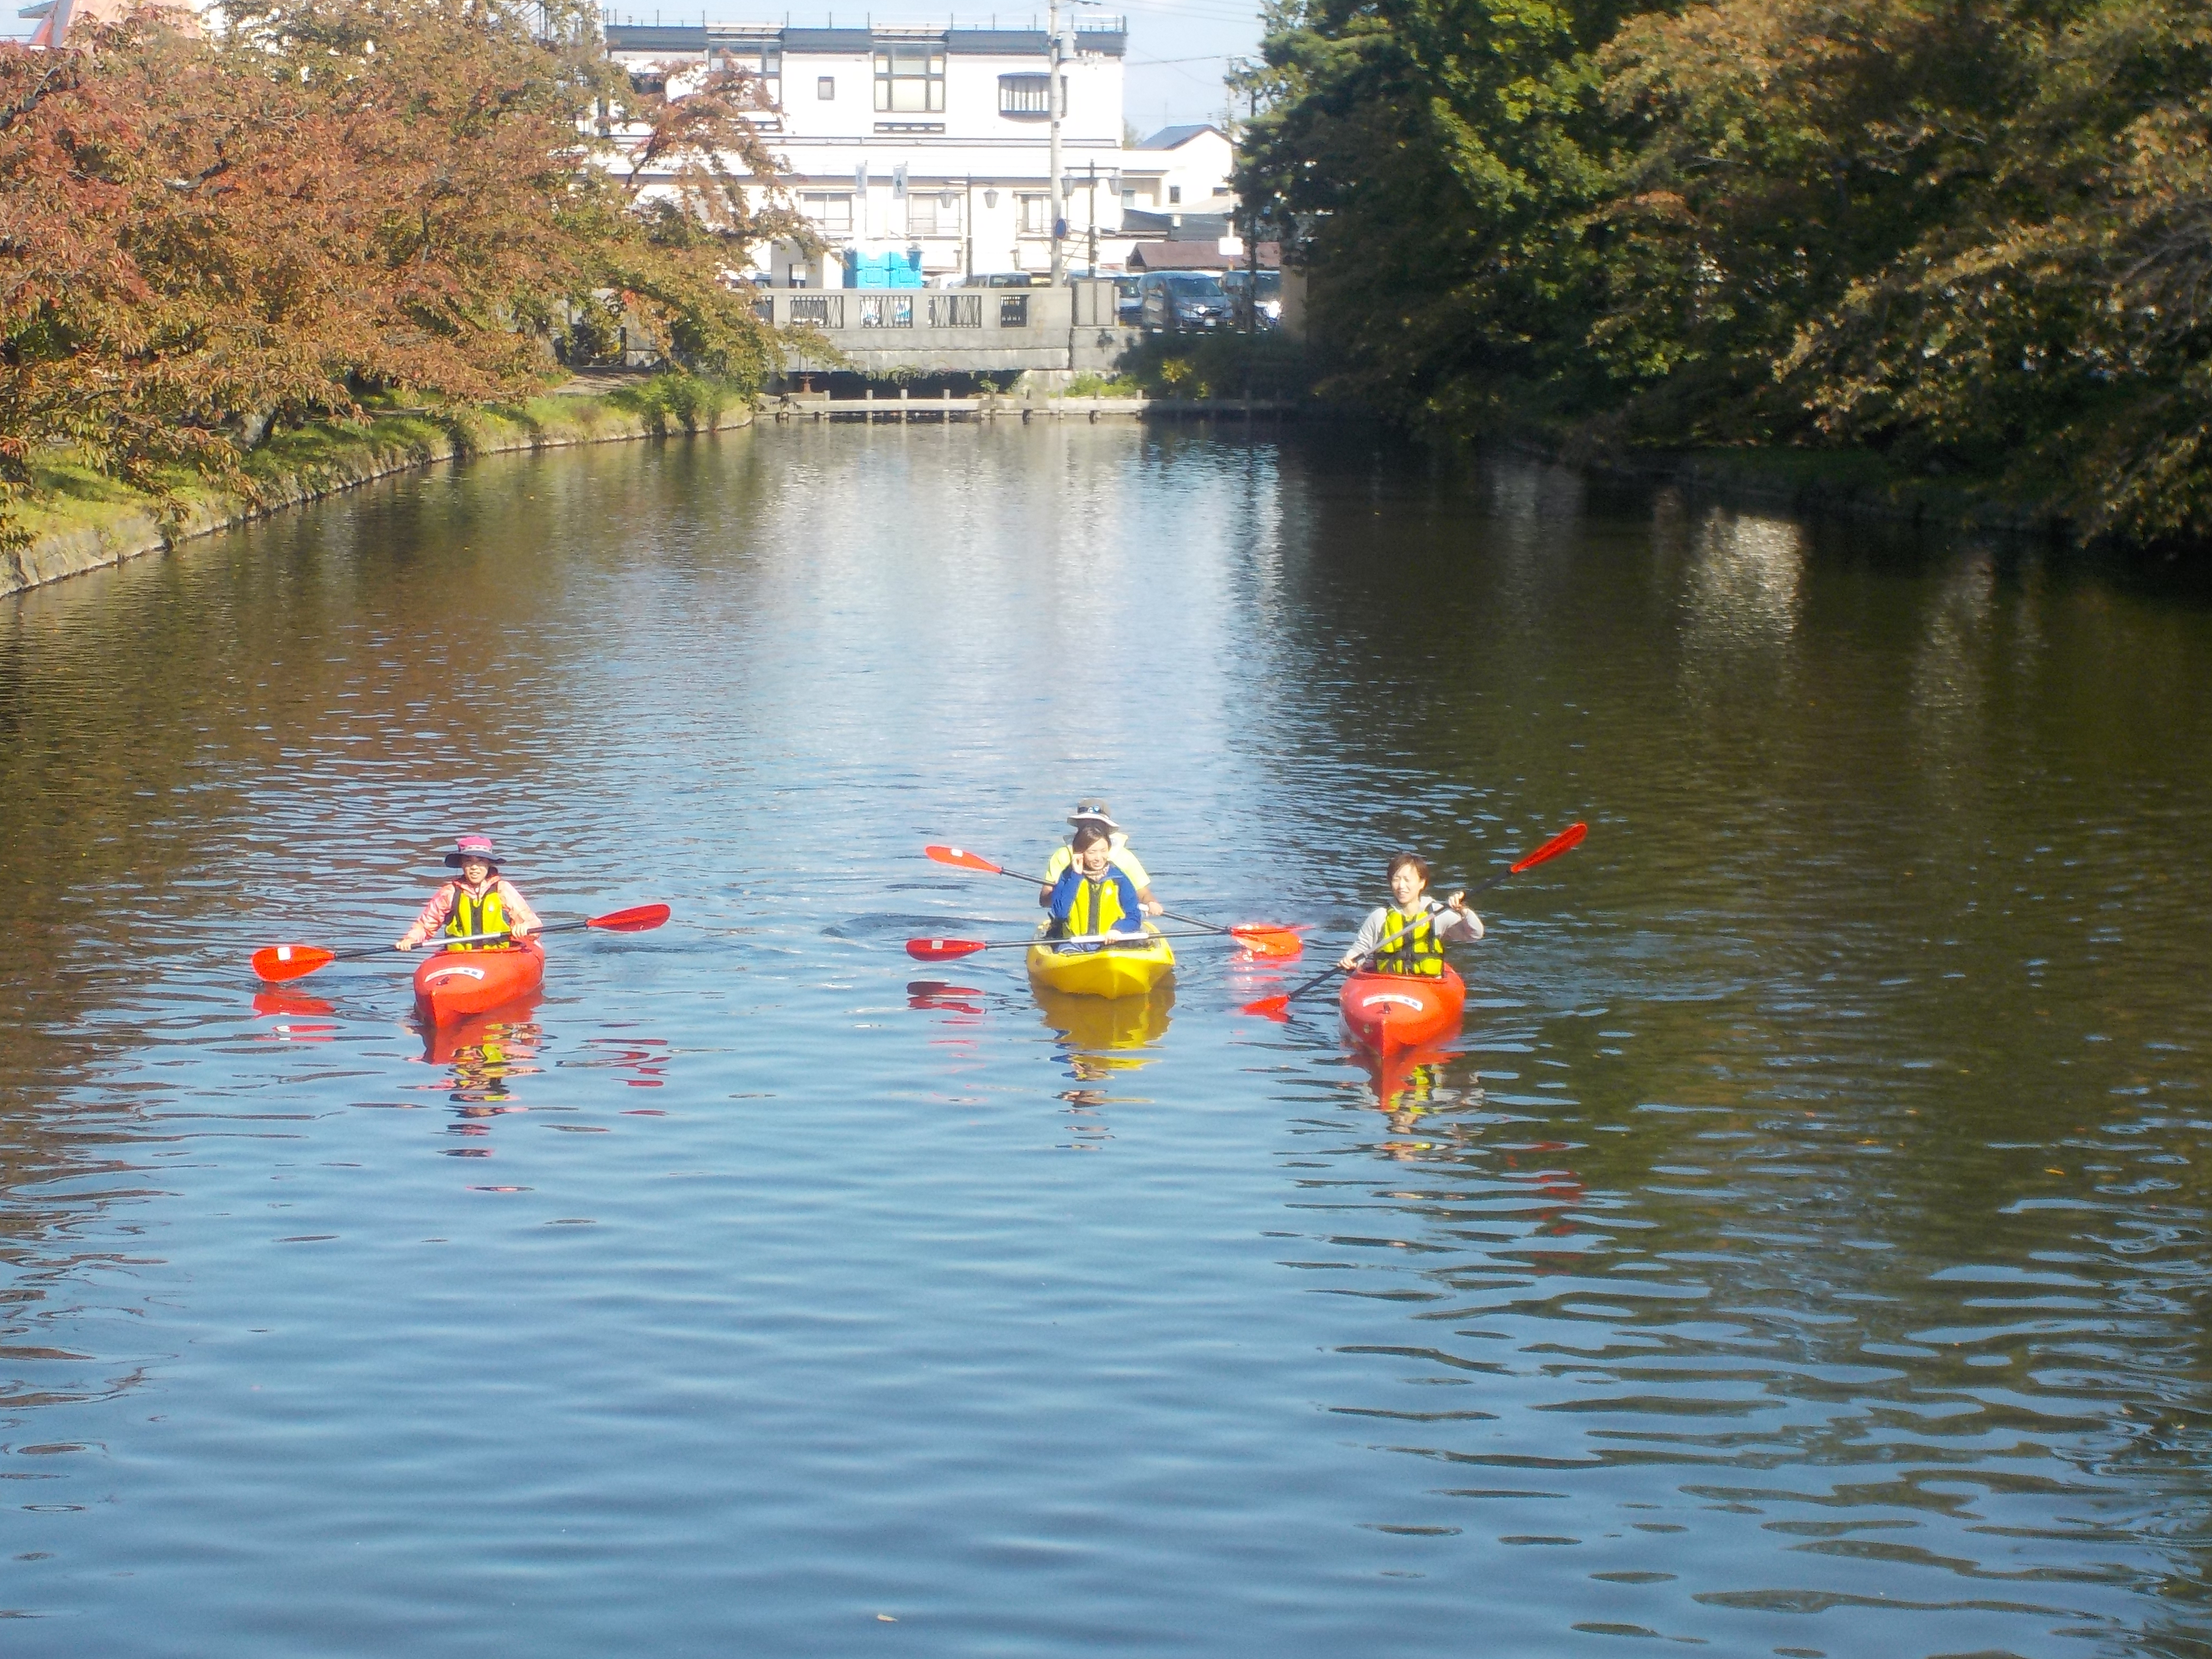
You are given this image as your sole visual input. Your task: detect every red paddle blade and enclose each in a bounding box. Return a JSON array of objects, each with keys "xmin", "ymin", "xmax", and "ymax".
[
  {"xmin": 586, "ymin": 903, "xmax": 672, "ymax": 932},
  {"xmin": 925, "ymin": 845, "xmax": 1008, "ymax": 876},
  {"xmin": 1510, "ymin": 821, "xmax": 1588, "ymax": 875},
  {"xmin": 1229, "ymin": 925, "xmax": 1304, "ymax": 958},
  {"xmin": 1238, "ymin": 993, "xmax": 1293, "ymax": 1019},
  {"xmin": 907, "ymin": 937, "xmax": 989, "ymax": 960},
  {"xmin": 252, "ymin": 943, "xmax": 336, "ymax": 983}
]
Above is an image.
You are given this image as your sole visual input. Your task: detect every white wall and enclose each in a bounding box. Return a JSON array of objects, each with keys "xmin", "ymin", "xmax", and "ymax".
[{"xmin": 612, "ymin": 26, "xmax": 1130, "ymax": 283}]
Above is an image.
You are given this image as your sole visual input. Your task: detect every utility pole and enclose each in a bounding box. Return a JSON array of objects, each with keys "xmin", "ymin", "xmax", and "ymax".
[
  {"xmin": 1048, "ymin": 0, "xmax": 1066, "ymax": 282},
  {"xmin": 1086, "ymin": 158, "xmax": 1099, "ymax": 274},
  {"xmin": 1244, "ymin": 78, "xmax": 1260, "ymax": 334}
]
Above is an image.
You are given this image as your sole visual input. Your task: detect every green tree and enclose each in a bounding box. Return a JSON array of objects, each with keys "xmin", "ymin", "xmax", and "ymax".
[
  {"xmin": 1235, "ymin": 0, "xmax": 1648, "ymax": 427},
  {"xmin": 1245, "ymin": 0, "xmax": 2212, "ymax": 547}
]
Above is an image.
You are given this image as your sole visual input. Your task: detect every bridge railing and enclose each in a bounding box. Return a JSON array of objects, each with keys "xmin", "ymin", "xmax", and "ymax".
[
  {"xmin": 927, "ymin": 292, "xmax": 982, "ymax": 328},
  {"xmin": 857, "ymin": 295, "xmax": 915, "ymax": 329},
  {"xmin": 751, "ymin": 284, "xmax": 1094, "ymax": 336}
]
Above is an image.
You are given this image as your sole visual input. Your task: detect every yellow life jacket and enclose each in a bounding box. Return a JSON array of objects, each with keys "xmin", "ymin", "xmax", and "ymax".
[
  {"xmin": 1064, "ymin": 872, "xmax": 1135, "ymax": 941},
  {"xmin": 445, "ymin": 881, "xmax": 512, "ymax": 951},
  {"xmin": 1373, "ymin": 906, "xmax": 1443, "ymax": 976}
]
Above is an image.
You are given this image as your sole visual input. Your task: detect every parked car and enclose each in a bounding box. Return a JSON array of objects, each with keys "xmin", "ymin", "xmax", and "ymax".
[
  {"xmin": 961, "ymin": 272, "xmax": 1042, "ymax": 289},
  {"xmin": 1113, "ymin": 274, "xmax": 1142, "ymax": 326},
  {"xmin": 1138, "ymin": 271, "xmax": 1232, "ymax": 332},
  {"xmin": 1219, "ymin": 269, "xmax": 1284, "ymax": 328}
]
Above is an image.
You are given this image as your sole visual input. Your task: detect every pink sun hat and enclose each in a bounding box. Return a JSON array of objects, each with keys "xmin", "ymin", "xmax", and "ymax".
[{"xmin": 442, "ymin": 834, "xmax": 502, "ymax": 870}]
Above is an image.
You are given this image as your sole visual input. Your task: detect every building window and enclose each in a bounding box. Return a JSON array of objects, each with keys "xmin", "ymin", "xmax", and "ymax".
[
  {"xmin": 874, "ymin": 44, "xmax": 945, "ymax": 114},
  {"xmin": 998, "ymin": 72, "xmax": 1062, "ymax": 119},
  {"xmin": 817, "ymin": 76, "xmax": 835, "ymax": 99},
  {"xmin": 1168, "ymin": 185, "xmax": 1182, "ymax": 204},
  {"xmin": 799, "ymin": 192, "xmax": 853, "ymax": 232},
  {"xmin": 907, "ymin": 194, "xmax": 961, "ymax": 237},
  {"xmin": 715, "ymin": 45, "xmax": 780, "ymax": 104},
  {"xmin": 1018, "ymin": 193, "xmax": 1052, "ymax": 234}
]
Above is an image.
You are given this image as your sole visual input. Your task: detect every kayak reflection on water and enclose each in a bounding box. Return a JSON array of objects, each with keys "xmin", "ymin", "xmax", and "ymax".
[
  {"xmin": 417, "ymin": 1002, "xmax": 544, "ymax": 1108},
  {"xmin": 1034, "ymin": 982, "xmax": 1172, "ymax": 1077},
  {"xmin": 1361, "ymin": 1048, "xmax": 1485, "ymax": 1154}
]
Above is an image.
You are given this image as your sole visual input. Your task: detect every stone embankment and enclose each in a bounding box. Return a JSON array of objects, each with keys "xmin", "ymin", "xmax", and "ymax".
[{"xmin": 3, "ymin": 382, "xmax": 753, "ymax": 600}]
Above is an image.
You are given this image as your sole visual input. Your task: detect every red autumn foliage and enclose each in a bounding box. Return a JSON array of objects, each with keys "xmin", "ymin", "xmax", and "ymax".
[{"xmin": 0, "ymin": 0, "xmax": 802, "ymax": 544}]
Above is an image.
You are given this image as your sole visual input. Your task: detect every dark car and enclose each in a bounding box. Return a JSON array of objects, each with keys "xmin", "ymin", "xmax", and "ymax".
[
  {"xmin": 1138, "ymin": 271, "xmax": 1232, "ymax": 332},
  {"xmin": 961, "ymin": 271, "xmax": 1042, "ymax": 289},
  {"xmin": 1220, "ymin": 269, "xmax": 1284, "ymax": 328}
]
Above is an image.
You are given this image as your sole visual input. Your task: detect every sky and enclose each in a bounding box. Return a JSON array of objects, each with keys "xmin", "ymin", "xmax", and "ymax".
[{"xmin": 3, "ymin": 3, "xmax": 1267, "ymax": 132}]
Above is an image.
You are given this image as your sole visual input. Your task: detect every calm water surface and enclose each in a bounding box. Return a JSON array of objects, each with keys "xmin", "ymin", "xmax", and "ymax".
[{"xmin": 2, "ymin": 424, "xmax": 2209, "ymax": 1656}]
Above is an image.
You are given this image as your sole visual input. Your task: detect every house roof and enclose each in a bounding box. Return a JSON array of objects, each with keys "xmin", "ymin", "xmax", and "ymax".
[
  {"xmin": 1135, "ymin": 123, "xmax": 1226, "ymax": 151},
  {"xmin": 1121, "ymin": 211, "xmax": 1231, "ymax": 240},
  {"xmin": 1127, "ymin": 241, "xmax": 1234, "ymax": 271},
  {"xmin": 601, "ymin": 22, "xmax": 1126, "ymax": 57},
  {"xmin": 1125, "ymin": 241, "xmax": 1280, "ymax": 271}
]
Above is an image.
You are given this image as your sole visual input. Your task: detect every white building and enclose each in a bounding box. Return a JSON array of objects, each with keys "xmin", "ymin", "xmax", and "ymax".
[
  {"xmin": 1118, "ymin": 123, "xmax": 1234, "ymax": 222},
  {"xmin": 606, "ymin": 18, "xmax": 1131, "ymax": 285}
]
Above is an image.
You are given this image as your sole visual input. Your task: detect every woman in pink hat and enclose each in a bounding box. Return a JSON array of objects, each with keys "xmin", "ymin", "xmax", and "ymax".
[{"xmin": 394, "ymin": 835, "xmax": 542, "ymax": 952}]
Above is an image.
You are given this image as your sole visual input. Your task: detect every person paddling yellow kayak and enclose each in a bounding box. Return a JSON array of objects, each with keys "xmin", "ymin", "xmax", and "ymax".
[
  {"xmin": 1044, "ymin": 825, "xmax": 1151, "ymax": 946},
  {"xmin": 1038, "ymin": 800, "xmax": 1164, "ymax": 918}
]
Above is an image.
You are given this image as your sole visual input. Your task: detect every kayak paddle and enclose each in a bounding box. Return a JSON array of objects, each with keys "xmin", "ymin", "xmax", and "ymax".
[
  {"xmin": 908, "ymin": 929, "xmax": 1219, "ymax": 960},
  {"xmin": 1237, "ymin": 822, "xmax": 1588, "ymax": 1017},
  {"xmin": 924, "ymin": 843, "xmax": 1305, "ymax": 956},
  {"xmin": 252, "ymin": 902, "xmax": 673, "ymax": 984}
]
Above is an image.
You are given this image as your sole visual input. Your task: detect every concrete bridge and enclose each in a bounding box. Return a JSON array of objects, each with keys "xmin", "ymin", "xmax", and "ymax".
[{"xmin": 756, "ymin": 279, "xmax": 1139, "ymax": 381}]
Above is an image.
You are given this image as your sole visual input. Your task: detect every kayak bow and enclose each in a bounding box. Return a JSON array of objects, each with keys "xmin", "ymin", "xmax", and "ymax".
[
  {"xmin": 1025, "ymin": 923, "xmax": 1176, "ymax": 1000},
  {"xmin": 413, "ymin": 939, "xmax": 546, "ymax": 1025},
  {"xmin": 1339, "ymin": 963, "xmax": 1465, "ymax": 1058}
]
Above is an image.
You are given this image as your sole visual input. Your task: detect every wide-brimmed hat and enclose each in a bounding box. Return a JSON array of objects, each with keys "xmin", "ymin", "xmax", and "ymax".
[
  {"xmin": 442, "ymin": 834, "xmax": 501, "ymax": 870},
  {"xmin": 1067, "ymin": 800, "xmax": 1120, "ymax": 831}
]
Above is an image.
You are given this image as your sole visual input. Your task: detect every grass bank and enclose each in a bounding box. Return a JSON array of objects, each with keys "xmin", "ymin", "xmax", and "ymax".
[{"xmin": 2, "ymin": 375, "xmax": 754, "ymax": 599}]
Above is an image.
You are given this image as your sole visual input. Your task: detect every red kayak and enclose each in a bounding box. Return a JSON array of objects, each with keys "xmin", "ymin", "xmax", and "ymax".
[
  {"xmin": 413, "ymin": 940, "xmax": 546, "ymax": 1025},
  {"xmin": 1340, "ymin": 963, "xmax": 1465, "ymax": 1058}
]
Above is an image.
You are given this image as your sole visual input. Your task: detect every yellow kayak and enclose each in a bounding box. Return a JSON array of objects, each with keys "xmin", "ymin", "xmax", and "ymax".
[{"xmin": 1026, "ymin": 923, "xmax": 1176, "ymax": 1000}]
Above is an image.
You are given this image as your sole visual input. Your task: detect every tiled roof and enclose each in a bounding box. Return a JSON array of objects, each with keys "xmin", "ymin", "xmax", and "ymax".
[{"xmin": 1135, "ymin": 123, "xmax": 1224, "ymax": 150}]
